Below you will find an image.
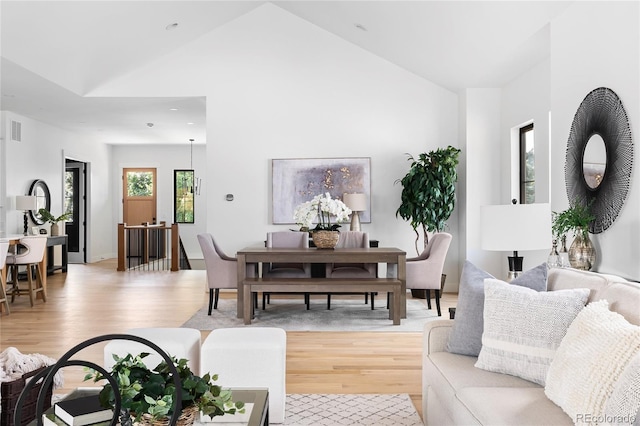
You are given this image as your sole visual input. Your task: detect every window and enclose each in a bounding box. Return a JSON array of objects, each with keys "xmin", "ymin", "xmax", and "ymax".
[
  {"xmin": 174, "ymin": 170, "xmax": 195, "ymax": 223},
  {"xmin": 520, "ymin": 123, "xmax": 535, "ymax": 204},
  {"xmin": 127, "ymin": 171, "xmax": 154, "ymax": 197}
]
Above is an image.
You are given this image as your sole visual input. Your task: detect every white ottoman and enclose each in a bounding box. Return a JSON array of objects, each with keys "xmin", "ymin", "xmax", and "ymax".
[
  {"xmin": 103, "ymin": 328, "xmax": 201, "ymax": 374},
  {"xmin": 201, "ymin": 328, "xmax": 286, "ymax": 424}
]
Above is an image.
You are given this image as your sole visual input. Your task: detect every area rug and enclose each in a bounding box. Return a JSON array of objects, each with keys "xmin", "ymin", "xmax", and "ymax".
[
  {"xmin": 181, "ymin": 296, "xmax": 439, "ymax": 332},
  {"xmin": 283, "ymin": 393, "xmax": 423, "ymax": 425}
]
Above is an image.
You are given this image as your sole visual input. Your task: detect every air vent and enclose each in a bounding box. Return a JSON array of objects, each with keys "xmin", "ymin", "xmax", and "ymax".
[{"xmin": 11, "ymin": 120, "xmax": 21, "ymax": 142}]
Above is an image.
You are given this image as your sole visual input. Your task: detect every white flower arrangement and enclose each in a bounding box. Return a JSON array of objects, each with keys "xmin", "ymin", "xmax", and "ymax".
[{"xmin": 293, "ymin": 193, "xmax": 352, "ymax": 231}]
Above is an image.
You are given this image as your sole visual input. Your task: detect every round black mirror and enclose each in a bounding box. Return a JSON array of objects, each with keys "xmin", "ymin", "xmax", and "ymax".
[
  {"xmin": 28, "ymin": 179, "xmax": 51, "ymax": 225},
  {"xmin": 565, "ymin": 87, "xmax": 633, "ymax": 234}
]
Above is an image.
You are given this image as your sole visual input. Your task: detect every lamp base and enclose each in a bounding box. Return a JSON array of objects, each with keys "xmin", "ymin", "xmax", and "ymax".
[
  {"xmin": 350, "ymin": 212, "xmax": 361, "ymax": 232},
  {"xmin": 23, "ymin": 212, "xmax": 29, "ymax": 236},
  {"xmin": 507, "ymin": 252, "xmax": 523, "ymax": 282}
]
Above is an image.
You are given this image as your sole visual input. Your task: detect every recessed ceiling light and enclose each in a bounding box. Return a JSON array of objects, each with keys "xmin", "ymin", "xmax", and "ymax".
[
  {"xmin": 187, "ymin": 122, "xmax": 194, "ymax": 125},
  {"xmin": 354, "ymin": 23, "xmax": 368, "ymax": 31},
  {"xmin": 166, "ymin": 22, "xmax": 178, "ymax": 31},
  {"xmin": 169, "ymin": 108, "xmax": 178, "ymax": 111},
  {"xmin": 146, "ymin": 122, "xmax": 154, "ymax": 128}
]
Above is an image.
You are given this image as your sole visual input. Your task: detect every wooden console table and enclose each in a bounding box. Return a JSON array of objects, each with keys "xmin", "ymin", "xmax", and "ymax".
[{"xmin": 236, "ymin": 247, "xmax": 406, "ymax": 324}]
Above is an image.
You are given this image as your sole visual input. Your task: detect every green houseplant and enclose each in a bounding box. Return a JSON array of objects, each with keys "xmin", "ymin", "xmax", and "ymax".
[
  {"xmin": 551, "ymin": 202, "xmax": 596, "ymax": 270},
  {"xmin": 38, "ymin": 208, "xmax": 71, "ymax": 236},
  {"xmin": 396, "ymin": 146, "xmax": 461, "ymax": 254},
  {"xmin": 85, "ymin": 353, "xmax": 244, "ymax": 425}
]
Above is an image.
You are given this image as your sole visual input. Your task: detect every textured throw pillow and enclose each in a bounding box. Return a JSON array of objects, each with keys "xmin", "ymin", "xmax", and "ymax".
[
  {"xmin": 475, "ymin": 279, "xmax": 589, "ymax": 385},
  {"xmin": 446, "ymin": 261, "xmax": 548, "ymax": 356},
  {"xmin": 545, "ymin": 300, "xmax": 640, "ymax": 425},
  {"xmin": 605, "ymin": 352, "xmax": 640, "ymax": 426}
]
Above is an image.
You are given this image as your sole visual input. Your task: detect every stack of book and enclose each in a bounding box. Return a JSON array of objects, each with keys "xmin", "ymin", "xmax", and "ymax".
[{"xmin": 40, "ymin": 389, "xmax": 113, "ymax": 426}]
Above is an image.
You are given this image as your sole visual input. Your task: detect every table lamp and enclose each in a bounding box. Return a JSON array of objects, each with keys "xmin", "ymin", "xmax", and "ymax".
[
  {"xmin": 481, "ymin": 200, "xmax": 551, "ymax": 280},
  {"xmin": 16, "ymin": 195, "xmax": 37, "ymax": 236},
  {"xmin": 343, "ymin": 193, "xmax": 367, "ymax": 232}
]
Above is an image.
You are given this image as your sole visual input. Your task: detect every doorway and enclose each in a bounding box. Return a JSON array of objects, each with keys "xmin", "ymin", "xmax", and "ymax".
[
  {"xmin": 123, "ymin": 168, "xmax": 157, "ymax": 225},
  {"xmin": 65, "ymin": 160, "xmax": 87, "ymax": 263}
]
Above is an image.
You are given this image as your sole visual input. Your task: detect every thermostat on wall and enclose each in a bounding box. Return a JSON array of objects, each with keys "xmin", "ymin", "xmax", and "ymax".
[{"xmin": 226, "ymin": 194, "xmax": 234, "ymax": 201}]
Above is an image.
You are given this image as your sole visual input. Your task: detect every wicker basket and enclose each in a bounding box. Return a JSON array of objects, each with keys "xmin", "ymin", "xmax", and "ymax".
[
  {"xmin": 312, "ymin": 230, "xmax": 340, "ymax": 249},
  {"xmin": 138, "ymin": 405, "xmax": 199, "ymax": 426},
  {"xmin": 0, "ymin": 367, "xmax": 53, "ymax": 426}
]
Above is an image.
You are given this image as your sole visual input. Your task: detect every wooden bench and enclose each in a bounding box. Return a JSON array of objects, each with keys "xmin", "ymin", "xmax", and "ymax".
[{"xmin": 242, "ymin": 277, "xmax": 402, "ymax": 325}]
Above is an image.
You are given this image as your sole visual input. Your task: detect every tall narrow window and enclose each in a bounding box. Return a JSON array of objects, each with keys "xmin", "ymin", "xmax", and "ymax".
[
  {"xmin": 520, "ymin": 123, "xmax": 535, "ymax": 204},
  {"xmin": 174, "ymin": 170, "xmax": 195, "ymax": 223}
]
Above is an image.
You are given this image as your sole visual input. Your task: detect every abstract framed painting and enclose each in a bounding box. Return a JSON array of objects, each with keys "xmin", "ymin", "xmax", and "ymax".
[{"xmin": 272, "ymin": 157, "xmax": 371, "ymax": 224}]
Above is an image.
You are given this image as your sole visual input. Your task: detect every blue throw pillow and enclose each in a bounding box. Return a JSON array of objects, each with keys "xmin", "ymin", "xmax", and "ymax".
[{"xmin": 445, "ymin": 261, "xmax": 548, "ymax": 357}]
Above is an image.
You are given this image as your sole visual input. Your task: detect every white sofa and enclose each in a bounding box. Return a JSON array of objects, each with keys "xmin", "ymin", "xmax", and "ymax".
[{"xmin": 422, "ymin": 267, "xmax": 640, "ymax": 425}]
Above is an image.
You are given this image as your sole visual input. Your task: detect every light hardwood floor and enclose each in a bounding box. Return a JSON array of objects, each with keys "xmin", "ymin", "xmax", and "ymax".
[{"xmin": 0, "ymin": 260, "xmax": 457, "ymax": 420}]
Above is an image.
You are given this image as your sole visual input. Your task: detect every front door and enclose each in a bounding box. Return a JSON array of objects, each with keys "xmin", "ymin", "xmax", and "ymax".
[
  {"xmin": 123, "ymin": 168, "xmax": 157, "ymax": 225},
  {"xmin": 65, "ymin": 160, "xmax": 86, "ymax": 263}
]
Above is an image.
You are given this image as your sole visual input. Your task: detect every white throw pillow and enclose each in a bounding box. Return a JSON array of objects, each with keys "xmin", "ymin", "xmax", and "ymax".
[
  {"xmin": 605, "ymin": 352, "xmax": 640, "ymax": 425},
  {"xmin": 475, "ymin": 279, "xmax": 589, "ymax": 385},
  {"xmin": 545, "ymin": 300, "xmax": 640, "ymax": 426}
]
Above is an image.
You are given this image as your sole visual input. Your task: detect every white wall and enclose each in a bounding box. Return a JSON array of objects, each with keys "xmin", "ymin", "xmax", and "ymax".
[
  {"xmin": 111, "ymin": 144, "xmax": 207, "ymax": 259},
  {"xmin": 499, "ymin": 58, "xmax": 552, "ymax": 271},
  {"xmin": 462, "ymin": 89, "xmax": 504, "ymax": 278},
  {"xmin": 1, "ymin": 111, "xmax": 113, "ymax": 261},
  {"xmin": 90, "ymin": 3, "xmax": 461, "ymax": 288},
  {"xmin": 550, "ymin": 1, "xmax": 640, "ymax": 279}
]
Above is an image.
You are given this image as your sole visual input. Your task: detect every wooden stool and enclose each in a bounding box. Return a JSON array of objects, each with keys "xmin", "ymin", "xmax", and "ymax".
[{"xmin": 7, "ymin": 236, "xmax": 47, "ymax": 307}]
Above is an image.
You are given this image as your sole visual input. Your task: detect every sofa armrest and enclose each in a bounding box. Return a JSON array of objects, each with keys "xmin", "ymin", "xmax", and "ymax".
[{"xmin": 423, "ymin": 319, "xmax": 454, "ymax": 355}]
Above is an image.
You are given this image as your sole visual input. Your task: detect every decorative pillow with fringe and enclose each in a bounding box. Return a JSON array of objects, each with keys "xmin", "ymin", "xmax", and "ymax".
[{"xmin": 545, "ymin": 300, "xmax": 640, "ymax": 426}]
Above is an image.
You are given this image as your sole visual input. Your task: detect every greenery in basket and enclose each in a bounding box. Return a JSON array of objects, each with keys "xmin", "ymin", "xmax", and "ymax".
[
  {"xmin": 293, "ymin": 192, "xmax": 351, "ymax": 232},
  {"xmin": 395, "ymin": 146, "xmax": 460, "ymax": 254},
  {"xmin": 38, "ymin": 208, "xmax": 72, "ymax": 224},
  {"xmin": 552, "ymin": 202, "xmax": 595, "ymax": 240},
  {"xmin": 84, "ymin": 353, "xmax": 244, "ymax": 423}
]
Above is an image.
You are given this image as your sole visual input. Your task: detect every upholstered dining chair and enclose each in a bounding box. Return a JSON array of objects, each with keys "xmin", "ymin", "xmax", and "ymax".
[
  {"xmin": 7, "ymin": 236, "xmax": 47, "ymax": 307},
  {"xmin": 325, "ymin": 231, "xmax": 377, "ymax": 310},
  {"xmin": 197, "ymin": 233, "xmax": 256, "ymax": 315},
  {"xmin": 0, "ymin": 241, "xmax": 11, "ymax": 314},
  {"xmin": 396, "ymin": 232, "xmax": 452, "ymax": 316},
  {"xmin": 263, "ymin": 231, "xmax": 311, "ymax": 310}
]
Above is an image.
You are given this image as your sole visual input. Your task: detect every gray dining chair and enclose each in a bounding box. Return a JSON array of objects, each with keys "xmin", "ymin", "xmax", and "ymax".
[
  {"xmin": 197, "ymin": 233, "xmax": 256, "ymax": 315},
  {"xmin": 396, "ymin": 232, "xmax": 452, "ymax": 316},
  {"xmin": 263, "ymin": 231, "xmax": 311, "ymax": 310},
  {"xmin": 325, "ymin": 231, "xmax": 377, "ymax": 309}
]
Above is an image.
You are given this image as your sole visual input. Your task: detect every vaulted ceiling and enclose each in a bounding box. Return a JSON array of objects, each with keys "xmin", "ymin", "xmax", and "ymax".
[{"xmin": 0, "ymin": 1, "xmax": 570, "ymax": 145}]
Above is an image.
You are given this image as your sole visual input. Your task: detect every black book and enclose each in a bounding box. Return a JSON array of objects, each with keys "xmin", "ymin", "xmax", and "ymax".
[{"xmin": 54, "ymin": 395, "xmax": 113, "ymax": 426}]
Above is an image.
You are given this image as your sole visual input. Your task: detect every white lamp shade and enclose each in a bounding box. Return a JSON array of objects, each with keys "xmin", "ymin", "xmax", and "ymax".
[
  {"xmin": 15, "ymin": 195, "xmax": 37, "ymax": 211},
  {"xmin": 343, "ymin": 193, "xmax": 367, "ymax": 212},
  {"xmin": 481, "ymin": 203, "xmax": 551, "ymax": 251}
]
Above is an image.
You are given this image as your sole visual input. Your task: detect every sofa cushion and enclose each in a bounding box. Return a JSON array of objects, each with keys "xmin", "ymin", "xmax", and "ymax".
[
  {"xmin": 605, "ymin": 352, "xmax": 640, "ymax": 425},
  {"xmin": 457, "ymin": 387, "xmax": 573, "ymax": 426},
  {"xmin": 428, "ymin": 352, "xmax": 540, "ymax": 393},
  {"xmin": 545, "ymin": 300, "xmax": 640, "ymax": 424},
  {"xmin": 475, "ymin": 279, "xmax": 589, "ymax": 385},
  {"xmin": 446, "ymin": 261, "xmax": 548, "ymax": 357}
]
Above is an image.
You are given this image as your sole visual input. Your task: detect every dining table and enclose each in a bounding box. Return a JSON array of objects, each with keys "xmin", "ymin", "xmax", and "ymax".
[{"xmin": 236, "ymin": 246, "xmax": 407, "ymax": 324}]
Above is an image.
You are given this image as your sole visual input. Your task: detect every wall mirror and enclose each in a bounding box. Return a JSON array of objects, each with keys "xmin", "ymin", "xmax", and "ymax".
[
  {"xmin": 582, "ymin": 134, "xmax": 606, "ymax": 189},
  {"xmin": 565, "ymin": 87, "xmax": 633, "ymax": 234},
  {"xmin": 28, "ymin": 179, "xmax": 51, "ymax": 225}
]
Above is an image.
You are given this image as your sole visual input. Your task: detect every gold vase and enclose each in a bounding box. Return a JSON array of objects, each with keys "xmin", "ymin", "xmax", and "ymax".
[
  {"xmin": 568, "ymin": 231, "xmax": 596, "ymax": 271},
  {"xmin": 312, "ymin": 230, "xmax": 340, "ymax": 249}
]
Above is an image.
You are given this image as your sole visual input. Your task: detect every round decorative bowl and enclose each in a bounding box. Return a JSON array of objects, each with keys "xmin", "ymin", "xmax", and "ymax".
[{"xmin": 312, "ymin": 230, "xmax": 340, "ymax": 249}]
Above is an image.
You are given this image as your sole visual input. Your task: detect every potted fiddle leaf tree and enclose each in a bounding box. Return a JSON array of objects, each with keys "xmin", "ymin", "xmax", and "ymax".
[{"xmin": 396, "ymin": 145, "xmax": 461, "ymax": 297}]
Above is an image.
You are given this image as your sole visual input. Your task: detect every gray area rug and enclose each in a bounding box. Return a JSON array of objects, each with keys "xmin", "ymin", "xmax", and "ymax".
[
  {"xmin": 181, "ymin": 296, "xmax": 439, "ymax": 331},
  {"xmin": 283, "ymin": 393, "xmax": 423, "ymax": 425}
]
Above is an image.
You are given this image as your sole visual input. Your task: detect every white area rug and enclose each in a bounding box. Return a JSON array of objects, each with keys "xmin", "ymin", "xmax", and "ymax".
[
  {"xmin": 181, "ymin": 296, "xmax": 440, "ymax": 332},
  {"xmin": 284, "ymin": 394, "xmax": 423, "ymax": 425}
]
